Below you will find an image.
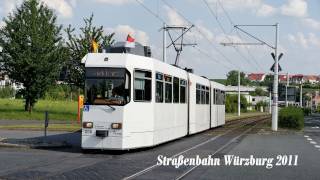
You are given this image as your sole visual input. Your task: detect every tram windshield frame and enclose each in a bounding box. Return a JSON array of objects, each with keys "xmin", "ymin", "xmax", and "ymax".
[{"xmin": 85, "ymin": 67, "xmax": 131, "ymax": 106}]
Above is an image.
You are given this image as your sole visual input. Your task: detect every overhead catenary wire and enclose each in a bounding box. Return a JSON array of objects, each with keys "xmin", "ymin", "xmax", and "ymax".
[
  {"xmin": 134, "ymin": 0, "xmax": 235, "ymax": 71},
  {"xmin": 216, "ymin": 0, "xmax": 266, "ymax": 73},
  {"xmin": 203, "ymin": 0, "xmax": 264, "ymax": 72},
  {"xmin": 160, "ymin": 0, "xmax": 241, "ymax": 71}
]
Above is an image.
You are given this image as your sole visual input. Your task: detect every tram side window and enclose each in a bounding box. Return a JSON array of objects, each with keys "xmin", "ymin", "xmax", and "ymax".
[
  {"xmin": 215, "ymin": 89, "xmax": 219, "ymax": 105},
  {"xmin": 196, "ymin": 84, "xmax": 201, "ymax": 104},
  {"xmin": 165, "ymin": 75, "xmax": 172, "ymax": 103},
  {"xmin": 201, "ymin": 86, "xmax": 206, "ymax": 104},
  {"xmin": 180, "ymin": 79, "xmax": 187, "ymax": 103},
  {"xmin": 173, "ymin": 77, "xmax": 180, "ymax": 103},
  {"xmin": 205, "ymin": 86, "xmax": 210, "ymax": 104},
  {"xmin": 212, "ymin": 88, "xmax": 216, "ymax": 105},
  {"xmin": 221, "ymin": 91, "xmax": 225, "ymax": 105},
  {"xmin": 134, "ymin": 70, "xmax": 152, "ymax": 101},
  {"xmin": 156, "ymin": 73, "xmax": 164, "ymax": 103}
]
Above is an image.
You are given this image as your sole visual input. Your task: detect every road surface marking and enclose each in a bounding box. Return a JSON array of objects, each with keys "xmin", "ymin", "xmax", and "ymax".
[
  {"xmin": 307, "ymin": 138, "xmax": 313, "ymax": 141},
  {"xmin": 310, "ymin": 141, "xmax": 317, "ymax": 144},
  {"xmin": 311, "ymin": 126, "xmax": 319, "ymax": 129},
  {"xmin": 314, "ymin": 145, "xmax": 320, "ymax": 148},
  {"xmin": 124, "ymin": 117, "xmax": 268, "ymax": 180},
  {"xmin": 304, "ymin": 135, "xmax": 309, "ymax": 138}
]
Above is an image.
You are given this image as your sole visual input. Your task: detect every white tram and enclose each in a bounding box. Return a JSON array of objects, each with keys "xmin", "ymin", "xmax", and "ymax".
[{"xmin": 81, "ymin": 42, "xmax": 225, "ymax": 150}]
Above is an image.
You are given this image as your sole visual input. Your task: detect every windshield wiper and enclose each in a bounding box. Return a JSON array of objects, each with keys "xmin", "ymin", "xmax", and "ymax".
[{"xmin": 106, "ymin": 104, "xmax": 116, "ymax": 111}]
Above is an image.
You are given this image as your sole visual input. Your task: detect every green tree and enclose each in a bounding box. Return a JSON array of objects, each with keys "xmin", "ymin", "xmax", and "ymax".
[
  {"xmin": 260, "ymin": 74, "xmax": 273, "ymax": 87},
  {"xmin": 250, "ymin": 87, "xmax": 268, "ymax": 96},
  {"xmin": 0, "ymin": 0, "xmax": 66, "ymax": 112},
  {"xmin": 65, "ymin": 14, "xmax": 115, "ymax": 89},
  {"xmin": 225, "ymin": 94, "xmax": 249, "ymax": 113},
  {"xmin": 226, "ymin": 70, "xmax": 251, "ymax": 86}
]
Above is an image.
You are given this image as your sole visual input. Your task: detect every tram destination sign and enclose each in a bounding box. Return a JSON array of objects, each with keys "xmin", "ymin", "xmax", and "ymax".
[{"xmin": 86, "ymin": 67, "xmax": 125, "ymax": 78}]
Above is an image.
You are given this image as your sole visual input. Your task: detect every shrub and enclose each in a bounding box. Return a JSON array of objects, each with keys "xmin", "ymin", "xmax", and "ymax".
[
  {"xmin": 303, "ymin": 108, "xmax": 311, "ymax": 116},
  {"xmin": 225, "ymin": 94, "xmax": 248, "ymax": 113},
  {"xmin": 0, "ymin": 86, "xmax": 15, "ymax": 98},
  {"xmin": 279, "ymin": 107, "xmax": 304, "ymax": 130},
  {"xmin": 44, "ymin": 84, "xmax": 81, "ymax": 101}
]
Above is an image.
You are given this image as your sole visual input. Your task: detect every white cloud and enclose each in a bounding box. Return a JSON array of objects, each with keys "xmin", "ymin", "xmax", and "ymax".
[
  {"xmin": 95, "ymin": 0, "xmax": 136, "ymax": 5},
  {"xmin": 164, "ymin": 7, "xmax": 214, "ymax": 42},
  {"xmin": 41, "ymin": 0, "xmax": 74, "ymax": 18},
  {"xmin": 0, "ymin": 21, "xmax": 5, "ymax": 28},
  {"xmin": 1, "ymin": 0, "xmax": 75, "ymax": 18},
  {"xmin": 105, "ymin": 25, "xmax": 149, "ymax": 46},
  {"xmin": 256, "ymin": 4, "xmax": 276, "ymax": 17},
  {"xmin": 207, "ymin": 0, "xmax": 261, "ymax": 10},
  {"xmin": 308, "ymin": 33, "xmax": 320, "ymax": 47},
  {"xmin": 2, "ymin": 0, "xmax": 23, "ymax": 15},
  {"xmin": 281, "ymin": 0, "xmax": 307, "ymax": 17},
  {"xmin": 303, "ymin": 18, "xmax": 320, "ymax": 30},
  {"xmin": 205, "ymin": 0, "xmax": 277, "ymax": 18},
  {"xmin": 287, "ymin": 32, "xmax": 320, "ymax": 48},
  {"xmin": 164, "ymin": 6, "xmax": 188, "ymax": 26}
]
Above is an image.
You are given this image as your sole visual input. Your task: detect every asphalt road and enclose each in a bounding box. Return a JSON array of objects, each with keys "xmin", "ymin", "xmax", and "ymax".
[{"xmin": 0, "ymin": 115, "xmax": 319, "ymax": 180}]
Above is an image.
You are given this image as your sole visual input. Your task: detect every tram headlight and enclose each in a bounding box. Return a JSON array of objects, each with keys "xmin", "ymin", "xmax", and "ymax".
[
  {"xmin": 83, "ymin": 122, "xmax": 93, "ymax": 129},
  {"xmin": 111, "ymin": 123, "xmax": 122, "ymax": 129}
]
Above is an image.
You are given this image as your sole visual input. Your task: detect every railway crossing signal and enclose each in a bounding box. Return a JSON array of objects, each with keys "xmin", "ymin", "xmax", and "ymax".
[{"xmin": 270, "ymin": 52, "xmax": 283, "ymax": 72}]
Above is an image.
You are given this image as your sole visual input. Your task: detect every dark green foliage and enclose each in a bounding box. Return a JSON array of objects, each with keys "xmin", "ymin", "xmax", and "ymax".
[
  {"xmin": 302, "ymin": 108, "xmax": 311, "ymax": 116},
  {"xmin": 0, "ymin": 86, "xmax": 15, "ymax": 98},
  {"xmin": 260, "ymin": 74, "xmax": 273, "ymax": 87},
  {"xmin": 279, "ymin": 107, "xmax": 304, "ymax": 130},
  {"xmin": 250, "ymin": 87, "xmax": 268, "ymax": 96},
  {"xmin": 211, "ymin": 79, "xmax": 226, "ymax": 85},
  {"xmin": 0, "ymin": 0, "xmax": 66, "ymax": 112},
  {"xmin": 44, "ymin": 84, "xmax": 82, "ymax": 101},
  {"xmin": 225, "ymin": 94, "xmax": 249, "ymax": 113},
  {"xmin": 65, "ymin": 14, "xmax": 115, "ymax": 89},
  {"xmin": 226, "ymin": 70, "xmax": 251, "ymax": 86}
]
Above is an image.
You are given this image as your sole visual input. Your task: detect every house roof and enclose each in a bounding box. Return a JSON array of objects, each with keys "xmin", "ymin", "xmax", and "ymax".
[
  {"xmin": 303, "ymin": 75, "xmax": 319, "ymax": 81},
  {"xmin": 278, "ymin": 74, "xmax": 288, "ymax": 81},
  {"xmin": 247, "ymin": 73, "xmax": 265, "ymax": 81}
]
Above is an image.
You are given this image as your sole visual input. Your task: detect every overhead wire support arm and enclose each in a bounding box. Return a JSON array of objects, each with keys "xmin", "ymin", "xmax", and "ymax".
[
  {"xmin": 220, "ymin": 42, "xmax": 264, "ymax": 46},
  {"xmin": 166, "ymin": 25, "xmax": 195, "ymax": 48},
  {"xmin": 234, "ymin": 25, "xmax": 275, "ymax": 49}
]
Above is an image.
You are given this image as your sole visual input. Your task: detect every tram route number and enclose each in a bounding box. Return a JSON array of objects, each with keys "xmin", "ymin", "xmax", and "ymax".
[{"xmin": 275, "ymin": 155, "xmax": 298, "ymax": 166}]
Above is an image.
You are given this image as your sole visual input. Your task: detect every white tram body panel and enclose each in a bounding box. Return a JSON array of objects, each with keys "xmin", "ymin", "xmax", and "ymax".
[
  {"xmin": 81, "ymin": 50, "xmax": 225, "ymax": 150},
  {"xmin": 211, "ymin": 81, "xmax": 226, "ymax": 127},
  {"xmin": 188, "ymin": 74, "xmax": 210, "ymax": 135}
]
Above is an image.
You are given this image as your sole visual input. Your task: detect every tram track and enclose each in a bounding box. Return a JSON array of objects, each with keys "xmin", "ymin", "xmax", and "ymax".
[{"xmin": 123, "ymin": 115, "xmax": 270, "ymax": 180}]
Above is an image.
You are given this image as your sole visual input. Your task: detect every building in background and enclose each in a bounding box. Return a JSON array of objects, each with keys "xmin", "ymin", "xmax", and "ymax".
[
  {"xmin": 247, "ymin": 73, "xmax": 266, "ymax": 82},
  {"xmin": 0, "ymin": 72, "xmax": 23, "ymax": 90}
]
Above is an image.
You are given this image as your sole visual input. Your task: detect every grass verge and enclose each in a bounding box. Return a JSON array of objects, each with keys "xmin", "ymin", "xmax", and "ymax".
[
  {"xmin": 0, "ymin": 123, "xmax": 81, "ymax": 132},
  {"xmin": 226, "ymin": 112, "xmax": 269, "ymax": 121},
  {"xmin": 0, "ymin": 98, "xmax": 77, "ymax": 121}
]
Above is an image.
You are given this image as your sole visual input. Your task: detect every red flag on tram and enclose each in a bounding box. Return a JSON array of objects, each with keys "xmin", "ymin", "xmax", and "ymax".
[
  {"xmin": 125, "ymin": 34, "xmax": 135, "ymax": 48},
  {"xmin": 127, "ymin": 34, "xmax": 135, "ymax": 42}
]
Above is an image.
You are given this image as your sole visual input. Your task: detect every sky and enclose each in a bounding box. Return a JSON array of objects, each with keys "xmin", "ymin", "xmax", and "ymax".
[{"xmin": 0, "ymin": 0, "xmax": 320, "ymax": 79}]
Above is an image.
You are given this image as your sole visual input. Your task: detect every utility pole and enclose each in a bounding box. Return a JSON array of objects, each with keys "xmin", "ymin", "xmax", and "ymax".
[
  {"xmin": 271, "ymin": 23, "xmax": 279, "ymax": 131},
  {"xmin": 285, "ymin": 73, "xmax": 289, "ymax": 107},
  {"xmin": 269, "ymin": 91, "xmax": 272, "ymax": 114},
  {"xmin": 222, "ymin": 23, "xmax": 282, "ymax": 131},
  {"xmin": 238, "ymin": 70, "xmax": 241, "ymax": 117},
  {"xmin": 162, "ymin": 23, "xmax": 167, "ymax": 63},
  {"xmin": 300, "ymin": 82, "xmax": 303, "ymax": 107}
]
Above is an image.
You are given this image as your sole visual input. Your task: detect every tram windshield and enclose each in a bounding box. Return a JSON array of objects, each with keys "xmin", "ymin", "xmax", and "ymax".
[{"xmin": 85, "ymin": 68, "xmax": 130, "ymax": 105}]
